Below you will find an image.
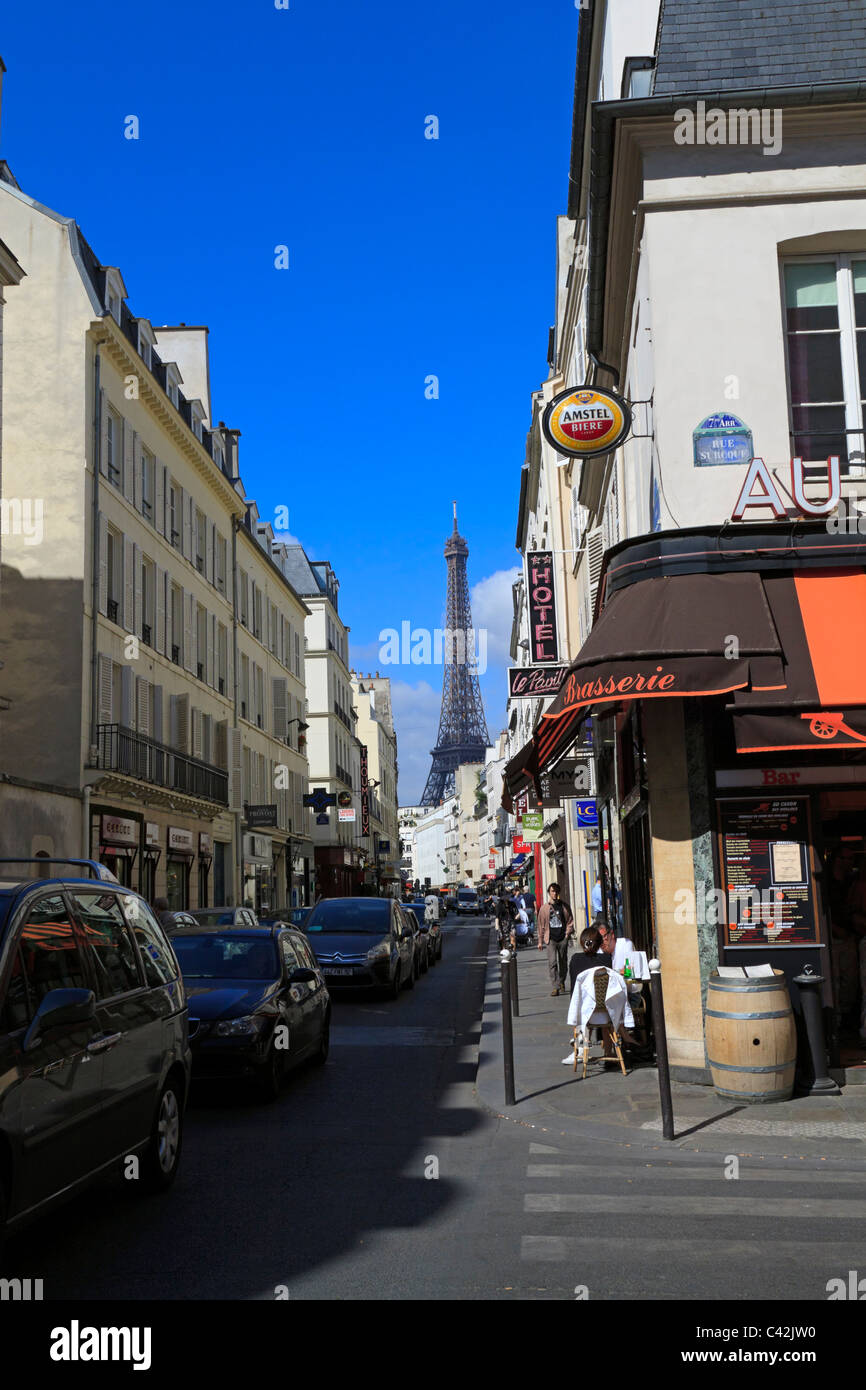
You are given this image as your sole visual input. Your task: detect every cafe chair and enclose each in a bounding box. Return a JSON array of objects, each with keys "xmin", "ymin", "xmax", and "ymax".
[{"xmin": 572, "ymin": 968, "xmax": 628, "ymax": 1078}]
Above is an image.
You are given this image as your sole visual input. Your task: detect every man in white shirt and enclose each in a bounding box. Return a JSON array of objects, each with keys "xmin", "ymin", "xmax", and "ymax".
[
  {"xmin": 424, "ymin": 891, "xmax": 441, "ymax": 924},
  {"xmin": 598, "ymin": 918, "xmax": 635, "ymax": 974}
]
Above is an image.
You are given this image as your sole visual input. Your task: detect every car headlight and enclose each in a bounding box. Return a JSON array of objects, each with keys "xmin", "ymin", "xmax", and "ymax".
[
  {"xmin": 213, "ymin": 1014, "xmax": 266, "ymax": 1036},
  {"xmin": 366, "ymin": 941, "xmax": 391, "ymax": 962}
]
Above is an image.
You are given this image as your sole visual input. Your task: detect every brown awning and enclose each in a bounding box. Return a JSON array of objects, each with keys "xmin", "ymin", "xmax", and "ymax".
[
  {"xmin": 535, "ymin": 572, "xmax": 783, "ymax": 771},
  {"xmin": 502, "ymin": 739, "xmax": 540, "ymax": 811}
]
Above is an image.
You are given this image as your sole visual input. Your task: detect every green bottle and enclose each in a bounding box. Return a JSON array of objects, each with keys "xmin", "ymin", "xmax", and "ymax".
[{"xmin": 623, "ymin": 958, "xmax": 632, "ymax": 980}]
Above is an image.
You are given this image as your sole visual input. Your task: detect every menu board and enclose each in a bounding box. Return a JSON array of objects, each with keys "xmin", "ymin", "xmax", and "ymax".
[{"xmin": 717, "ymin": 796, "xmax": 819, "ymax": 946}]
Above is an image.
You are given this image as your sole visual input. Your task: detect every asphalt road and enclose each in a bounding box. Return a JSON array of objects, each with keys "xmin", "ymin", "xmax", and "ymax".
[{"xmin": 10, "ymin": 915, "xmax": 866, "ymax": 1301}]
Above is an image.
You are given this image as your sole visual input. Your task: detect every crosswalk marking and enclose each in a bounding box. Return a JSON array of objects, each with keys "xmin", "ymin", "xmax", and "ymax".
[
  {"xmin": 524, "ymin": 1191, "xmax": 866, "ymax": 1218},
  {"xmin": 521, "ymin": 1234, "xmax": 866, "ymax": 1263},
  {"xmin": 526, "ymin": 1162, "xmax": 866, "ymax": 1184}
]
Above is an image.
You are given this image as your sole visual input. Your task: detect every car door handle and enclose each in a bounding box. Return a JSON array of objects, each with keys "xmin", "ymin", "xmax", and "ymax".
[{"xmin": 86, "ymin": 1031, "xmax": 124, "ymax": 1054}]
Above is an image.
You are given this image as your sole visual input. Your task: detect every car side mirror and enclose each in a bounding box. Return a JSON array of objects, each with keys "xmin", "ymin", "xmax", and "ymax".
[
  {"xmin": 288, "ymin": 967, "xmax": 317, "ymax": 984},
  {"xmin": 23, "ymin": 988, "xmax": 96, "ymax": 1051}
]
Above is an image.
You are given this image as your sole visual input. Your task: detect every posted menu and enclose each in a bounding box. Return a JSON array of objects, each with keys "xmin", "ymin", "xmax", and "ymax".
[{"xmin": 717, "ymin": 796, "xmax": 819, "ymax": 946}]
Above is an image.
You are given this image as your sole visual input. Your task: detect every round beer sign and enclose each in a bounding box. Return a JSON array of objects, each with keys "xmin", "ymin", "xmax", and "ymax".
[{"xmin": 542, "ymin": 385, "xmax": 632, "ymax": 459}]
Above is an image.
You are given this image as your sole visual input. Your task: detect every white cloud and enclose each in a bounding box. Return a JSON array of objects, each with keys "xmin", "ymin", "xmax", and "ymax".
[
  {"xmin": 471, "ymin": 567, "xmax": 520, "ymax": 670},
  {"xmin": 390, "ymin": 679, "xmax": 441, "ymax": 806}
]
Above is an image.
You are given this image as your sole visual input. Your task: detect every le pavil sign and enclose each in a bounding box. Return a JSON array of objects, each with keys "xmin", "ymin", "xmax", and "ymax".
[{"xmin": 525, "ymin": 551, "xmax": 559, "ymax": 664}]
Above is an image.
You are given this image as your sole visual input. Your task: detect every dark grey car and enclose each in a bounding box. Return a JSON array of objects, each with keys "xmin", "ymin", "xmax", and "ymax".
[
  {"xmin": 0, "ymin": 862, "xmax": 190, "ymax": 1247},
  {"xmin": 304, "ymin": 897, "xmax": 414, "ymax": 998}
]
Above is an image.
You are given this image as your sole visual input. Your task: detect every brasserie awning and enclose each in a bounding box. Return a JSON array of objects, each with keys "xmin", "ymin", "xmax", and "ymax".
[{"xmin": 505, "ymin": 563, "xmax": 866, "ymax": 792}]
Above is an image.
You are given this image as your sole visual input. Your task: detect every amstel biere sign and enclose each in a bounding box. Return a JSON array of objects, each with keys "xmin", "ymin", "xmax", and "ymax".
[{"xmin": 542, "ymin": 385, "xmax": 632, "ymax": 459}]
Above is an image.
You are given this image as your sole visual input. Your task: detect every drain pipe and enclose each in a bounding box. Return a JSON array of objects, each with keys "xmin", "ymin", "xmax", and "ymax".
[{"xmin": 89, "ymin": 345, "xmax": 102, "ymax": 752}]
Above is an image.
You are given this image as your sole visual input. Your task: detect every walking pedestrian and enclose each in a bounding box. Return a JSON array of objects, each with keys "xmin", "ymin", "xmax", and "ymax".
[{"xmin": 537, "ymin": 882, "xmax": 574, "ymax": 995}]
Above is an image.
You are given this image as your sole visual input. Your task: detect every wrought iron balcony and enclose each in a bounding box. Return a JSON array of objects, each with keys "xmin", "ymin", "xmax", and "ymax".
[{"xmin": 96, "ymin": 724, "xmax": 229, "ymax": 804}]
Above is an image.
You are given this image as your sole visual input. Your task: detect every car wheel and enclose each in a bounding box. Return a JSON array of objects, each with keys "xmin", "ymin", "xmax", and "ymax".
[
  {"xmin": 257, "ymin": 1038, "xmax": 285, "ymax": 1102},
  {"xmin": 140, "ymin": 1078, "xmax": 184, "ymax": 1193},
  {"xmin": 311, "ymin": 1011, "xmax": 330, "ymax": 1066}
]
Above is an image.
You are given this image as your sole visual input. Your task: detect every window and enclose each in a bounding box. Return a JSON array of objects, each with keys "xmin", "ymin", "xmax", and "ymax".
[
  {"xmin": 784, "ymin": 257, "xmax": 866, "ymax": 472},
  {"xmin": 1, "ymin": 945, "xmax": 30, "ymax": 1031},
  {"xmin": 216, "ymin": 534, "xmax": 227, "ymax": 593},
  {"xmin": 195, "ymin": 508, "xmax": 206, "ymax": 573},
  {"xmin": 240, "ymin": 653, "xmax": 250, "ymax": 720},
  {"xmin": 122, "ymin": 895, "xmax": 177, "ymax": 988},
  {"xmin": 106, "ymin": 527, "xmax": 121, "ymax": 622},
  {"xmin": 169, "ymin": 482, "xmax": 181, "ymax": 548},
  {"xmin": 17, "ymin": 895, "xmax": 88, "ymax": 1008},
  {"xmin": 70, "ymin": 891, "xmax": 141, "ymax": 997},
  {"xmin": 279, "ymin": 935, "xmax": 301, "ymax": 974},
  {"xmin": 171, "ymin": 584, "xmax": 183, "ymax": 664},
  {"xmin": 138, "ymin": 328, "xmax": 152, "ymax": 370},
  {"xmin": 217, "ymin": 622, "xmax": 228, "ymax": 695},
  {"xmin": 253, "ymin": 585, "xmax": 263, "ymax": 639},
  {"xmin": 141, "ymin": 555, "xmax": 155, "ymax": 644},
  {"xmin": 294, "ymin": 632, "xmax": 301, "ymax": 677},
  {"xmin": 239, "ymin": 571, "xmax": 249, "ymax": 627},
  {"xmin": 196, "ymin": 603, "xmax": 207, "ymax": 681},
  {"xmin": 106, "ymin": 409, "xmax": 121, "ymax": 486},
  {"xmin": 141, "ymin": 448, "xmax": 155, "ymax": 519}
]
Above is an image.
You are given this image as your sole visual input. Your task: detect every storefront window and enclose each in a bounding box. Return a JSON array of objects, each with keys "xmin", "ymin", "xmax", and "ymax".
[
  {"xmin": 198, "ymin": 859, "xmax": 210, "ymax": 910},
  {"xmin": 166, "ymin": 856, "xmax": 190, "ymax": 911}
]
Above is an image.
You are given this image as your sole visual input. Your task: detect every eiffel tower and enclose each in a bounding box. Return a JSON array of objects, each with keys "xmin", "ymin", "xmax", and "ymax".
[{"xmin": 420, "ymin": 504, "xmax": 490, "ymax": 805}]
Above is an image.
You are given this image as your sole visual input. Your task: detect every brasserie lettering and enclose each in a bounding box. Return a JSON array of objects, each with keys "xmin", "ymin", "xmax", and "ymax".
[{"xmin": 564, "ymin": 665, "xmax": 677, "ymax": 706}]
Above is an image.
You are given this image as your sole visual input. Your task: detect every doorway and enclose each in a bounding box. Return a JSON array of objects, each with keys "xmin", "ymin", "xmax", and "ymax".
[{"xmin": 819, "ymin": 790, "xmax": 866, "ymax": 1070}]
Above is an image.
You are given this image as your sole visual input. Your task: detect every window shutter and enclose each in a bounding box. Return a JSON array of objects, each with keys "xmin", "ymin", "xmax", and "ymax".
[
  {"xmin": 132, "ymin": 542, "xmax": 142, "ymax": 638},
  {"xmin": 215, "ymin": 719, "xmax": 228, "ymax": 771},
  {"xmin": 181, "ymin": 487, "xmax": 192, "ymax": 559},
  {"xmin": 98, "ymin": 516, "xmax": 108, "ymax": 615},
  {"xmin": 175, "ymin": 694, "xmax": 190, "ymax": 752},
  {"xmin": 132, "ymin": 432, "xmax": 142, "ymax": 511},
  {"xmin": 122, "ymin": 418, "xmax": 135, "ymax": 502},
  {"xmin": 207, "ymin": 521, "xmax": 214, "ymax": 586},
  {"xmin": 99, "ymin": 389, "xmax": 109, "ymax": 476},
  {"xmin": 156, "ymin": 567, "xmax": 166, "ymax": 654},
  {"xmin": 294, "ymin": 632, "xmax": 301, "ymax": 677},
  {"xmin": 586, "ymin": 526, "xmax": 605, "ymax": 615},
  {"xmin": 97, "ymin": 654, "xmax": 114, "ymax": 725},
  {"xmin": 229, "ymin": 729, "xmax": 242, "ymax": 810},
  {"xmin": 121, "ymin": 664, "xmax": 135, "ymax": 730},
  {"xmin": 192, "ymin": 707, "xmax": 203, "ymax": 760},
  {"xmin": 183, "ymin": 590, "xmax": 195, "ymax": 673},
  {"xmin": 153, "ymin": 684, "xmax": 164, "ymax": 743},
  {"xmin": 123, "ymin": 536, "xmax": 135, "ymax": 632},
  {"xmin": 155, "ymin": 461, "xmax": 165, "ymax": 535},
  {"xmin": 136, "ymin": 676, "xmax": 151, "ymax": 737},
  {"xmin": 272, "ymin": 677, "xmax": 288, "ymax": 740},
  {"xmin": 207, "ymin": 613, "xmax": 215, "ymax": 687}
]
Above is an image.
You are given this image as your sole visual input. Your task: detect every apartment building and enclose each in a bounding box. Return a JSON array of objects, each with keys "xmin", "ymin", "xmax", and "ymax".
[
  {"xmin": 0, "ymin": 160, "xmax": 310, "ymax": 911},
  {"xmin": 352, "ymin": 673, "xmax": 400, "ymax": 893},
  {"xmin": 505, "ymin": 0, "xmax": 866, "ymax": 1082}
]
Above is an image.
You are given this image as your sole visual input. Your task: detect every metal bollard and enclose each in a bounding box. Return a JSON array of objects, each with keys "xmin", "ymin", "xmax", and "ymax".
[
  {"xmin": 649, "ymin": 958, "xmax": 674, "ymax": 1141},
  {"xmin": 510, "ymin": 951, "xmax": 520, "ymax": 1017},
  {"xmin": 500, "ymin": 948, "xmax": 516, "ymax": 1106}
]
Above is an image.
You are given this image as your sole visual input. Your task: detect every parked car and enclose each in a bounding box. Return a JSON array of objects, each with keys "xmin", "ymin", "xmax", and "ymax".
[
  {"xmin": 182, "ymin": 906, "xmax": 259, "ymax": 928},
  {"xmin": 259, "ymin": 907, "xmax": 311, "ymax": 930},
  {"xmin": 157, "ymin": 909, "xmax": 198, "ymax": 931},
  {"xmin": 397, "ymin": 904, "xmax": 427, "ymax": 980},
  {"xmin": 168, "ymin": 924, "xmax": 330, "ymax": 1099},
  {"xmin": 303, "ymin": 897, "xmax": 414, "ymax": 998},
  {"xmin": 0, "ymin": 859, "xmax": 190, "ymax": 1248},
  {"xmin": 456, "ymin": 888, "xmax": 482, "ymax": 916},
  {"xmin": 403, "ymin": 899, "xmax": 442, "ymax": 965}
]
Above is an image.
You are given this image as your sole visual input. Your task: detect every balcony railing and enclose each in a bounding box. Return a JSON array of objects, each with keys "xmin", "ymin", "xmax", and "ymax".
[
  {"xmin": 335, "ymin": 763, "xmax": 353, "ymax": 788},
  {"xmin": 96, "ymin": 724, "xmax": 229, "ymax": 805}
]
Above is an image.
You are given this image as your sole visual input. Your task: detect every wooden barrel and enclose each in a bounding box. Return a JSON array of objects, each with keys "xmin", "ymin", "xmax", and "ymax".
[{"xmin": 705, "ymin": 970, "xmax": 796, "ymax": 1103}]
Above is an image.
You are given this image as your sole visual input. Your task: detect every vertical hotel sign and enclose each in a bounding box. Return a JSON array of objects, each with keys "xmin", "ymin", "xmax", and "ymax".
[
  {"xmin": 526, "ymin": 551, "xmax": 558, "ymax": 664},
  {"xmin": 360, "ymin": 745, "xmax": 370, "ymax": 836}
]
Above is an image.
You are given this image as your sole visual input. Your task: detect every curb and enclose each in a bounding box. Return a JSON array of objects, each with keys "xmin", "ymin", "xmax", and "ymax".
[{"xmin": 474, "ymin": 934, "xmax": 866, "ymax": 1167}]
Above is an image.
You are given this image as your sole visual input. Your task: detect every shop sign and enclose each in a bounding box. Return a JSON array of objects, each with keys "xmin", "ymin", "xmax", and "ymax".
[
  {"xmin": 246, "ymin": 804, "xmax": 277, "ymax": 827},
  {"xmin": 243, "ymin": 834, "xmax": 271, "ymax": 863},
  {"xmin": 573, "ymin": 799, "xmax": 598, "ymax": 828},
  {"xmin": 542, "ymin": 385, "xmax": 632, "ymax": 460},
  {"xmin": 512, "ymin": 835, "xmax": 530, "ymax": 854},
  {"xmin": 693, "ymin": 412, "xmax": 753, "ymax": 467},
  {"xmin": 488, "ymin": 855, "xmax": 496, "ymax": 868},
  {"xmin": 303, "ymin": 788, "xmax": 336, "ymax": 812},
  {"xmin": 101, "ymin": 815, "xmax": 138, "ymax": 848},
  {"xmin": 717, "ymin": 796, "xmax": 820, "ymax": 946},
  {"xmin": 716, "ymin": 765, "xmax": 866, "ymax": 788},
  {"xmin": 338, "ymin": 808, "xmax": 356, "ymax": 822},
  {"xmin": 360, "ymin": 745, "xmax": 370, "ymax": 836},
  {"xmin": 521, "ymin": 810, "xmax": 544, "ymax": 842},
  {"xmin": 343, "ymin": 849, "xmax": 354, "ymax": 867},
  {"xmin": 526, "ymin": 551, "xmax": 559, "ymax": 664},
  {"xmin": 337, "ymin": 791, "xmax": 353, "ymax": 808},
  {"xmin": 538, "ymin": 758, "xmax": 583, "ymax": 807},
  {"xmin": 167, "ymin": 826, "xmax": 194, "ymax": 854},
  {"xmin": 145, "ymin": 822, "xmax": 160, "ymax": 848},
  {"xmin": 199, "ymin": 833, "xmax": 213, "ymax": 858},
  {"xmin": 316, "ymin": 813, "xmax": 329, "ymax": 825},
  {"xmin": 732, "ymin": 455, "xmax": 841, "ymax": 520},
  {"xmin": 378, "ymin": 840, "xmax": 391, "ymax": 854},
  {"xmin": 508, "ymin": 665, "xmax": 568, "ymax": 699}
]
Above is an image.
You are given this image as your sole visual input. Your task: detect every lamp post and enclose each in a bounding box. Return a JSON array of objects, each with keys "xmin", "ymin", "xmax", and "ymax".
[{"xmin": 285, "ymin": 719, "xmax": 309, "ymax": 907}]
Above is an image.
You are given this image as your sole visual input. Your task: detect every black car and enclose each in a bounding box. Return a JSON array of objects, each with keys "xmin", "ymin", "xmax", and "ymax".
[
  {"xmin": 168, "ymin": 925, "xmax": 330, "ymax": 1099},
  {"xmin": 397, "ymin": 904, "xmax": 427, "ymax": 980},
  {"xmin": 403, "ymin": 900, "xmax": 442, "ymax": 966},
  {"xmin": 184, "ymin": 906, "xmax": 259, "ymax": 928},
  {"xmin": 304, "ymin": 897, "xmax": 414, "ymax": 997},
  {"xmin": 0, "ymin": 860, "xmax": 190, "ymax": 1248}
]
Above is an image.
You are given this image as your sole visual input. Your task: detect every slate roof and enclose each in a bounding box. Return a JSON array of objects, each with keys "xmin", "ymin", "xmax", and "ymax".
[{"xmin": 653, "ymin": 0, "xmax": 866, "ymax": 95}]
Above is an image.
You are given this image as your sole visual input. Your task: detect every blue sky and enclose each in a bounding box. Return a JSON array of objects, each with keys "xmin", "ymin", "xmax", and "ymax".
[{"xmin": 1, "ymin": 0, "xmax": 578, "ymax": 801}]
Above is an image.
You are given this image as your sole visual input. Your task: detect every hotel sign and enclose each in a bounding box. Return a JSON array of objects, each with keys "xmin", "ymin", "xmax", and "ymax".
[
  {"xmin": 360, "ymin": 745, "xmax": 370, "ymax": 836},
  {"xmin": 542, "ymin": 385, "xmax": 632, "ymax": 460},
  {"xmin": 526, "ymin": 551, "xmax": 559, "ymax": 664}
]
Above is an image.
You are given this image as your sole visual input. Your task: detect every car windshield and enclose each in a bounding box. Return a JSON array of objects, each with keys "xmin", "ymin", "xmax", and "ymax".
[
  {"xmin": 170, "ymin": 933, "xmax": 278, "ymax": 979},
  {"xmin": 305, "ymin": 900, "xmax": 391, "ymax": 934},
  {"xmin": 189, "ymin": 911, "xmax": 236, "ymax": 926},
  {"xmin": 458, "ymin": 891, "xmax": 476, "ymax": 901}
]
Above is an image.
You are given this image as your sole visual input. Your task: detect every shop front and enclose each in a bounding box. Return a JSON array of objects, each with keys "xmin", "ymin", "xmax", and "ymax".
[
  {"xmin": 314, "ymin": 844, "xmax": 364, "ymax": 898},
  {"xmin": 166, "ymin": 826, "xmax": 195, "ymax": 910},
  {"xmin": 94, "ymin": 811, "xmax": 140, "ymax": 887},
  {"xmin": 243, "ymin": 833, "xmax": 273, "ymax": 914},
  {"xmin": 505, "ymin": 520, "xmax": 866, "ymax": 1084}
]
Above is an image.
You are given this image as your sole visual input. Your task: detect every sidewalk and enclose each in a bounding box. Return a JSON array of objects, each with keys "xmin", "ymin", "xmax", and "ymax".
[{"xmin": 475, "ymin": 933, "xmax": 866, "ymax": 1163}]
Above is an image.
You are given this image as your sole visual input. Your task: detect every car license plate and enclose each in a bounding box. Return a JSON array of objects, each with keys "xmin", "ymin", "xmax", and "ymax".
[{"xmin": 324, "ymin": 967, "xmax": 356, "ymax": 976}]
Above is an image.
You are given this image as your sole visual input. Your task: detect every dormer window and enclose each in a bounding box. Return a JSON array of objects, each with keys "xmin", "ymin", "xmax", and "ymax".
[
  {"xmin": 164, "ymin": 365, "xmax": 181, "ymax": 409},
  {"xmin": 190, "ymin": 402, "xmax": 206, "ymax": 442},
  {"xmin": 137, "ymin": 322, "xmax": 154, "ymax": 370},
  {"xmin": 104, "ymin": 269, "xmax": 126, "ymax": 325}
]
